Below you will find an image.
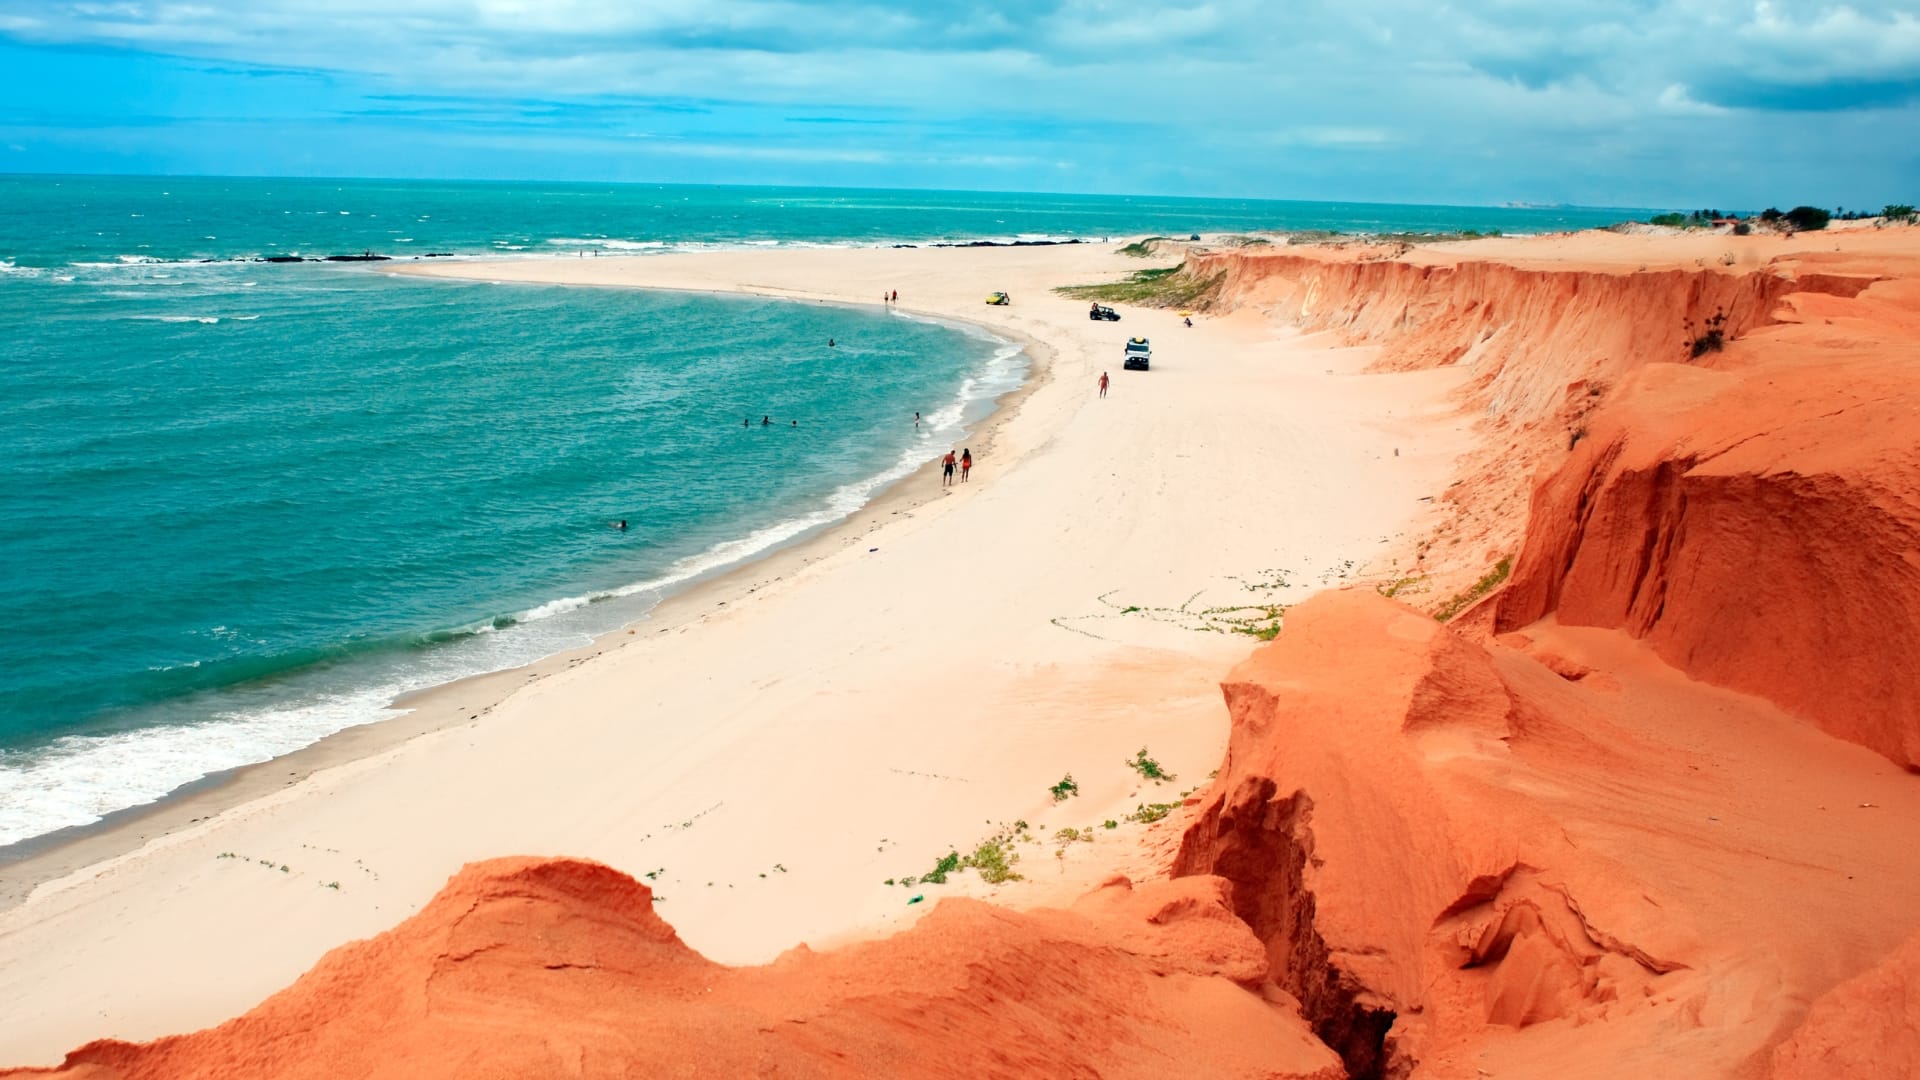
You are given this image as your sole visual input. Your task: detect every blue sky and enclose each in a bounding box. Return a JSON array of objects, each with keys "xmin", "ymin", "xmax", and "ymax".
[{"xmin": 1, "ymin": 1, "xmax": 1916, "ymax": 207}]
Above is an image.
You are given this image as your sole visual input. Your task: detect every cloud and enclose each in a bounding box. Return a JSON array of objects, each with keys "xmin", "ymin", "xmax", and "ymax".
[{"xmin": 0, "ymin": 1, "xmax": 1914, "ymax": 204}]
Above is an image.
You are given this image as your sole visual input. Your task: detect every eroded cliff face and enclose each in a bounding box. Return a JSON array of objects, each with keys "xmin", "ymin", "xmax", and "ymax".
[
  {"xmin": 1172, "ymin": 590, "xmax": 1920, "ymax": 1080},
  {"xmin": 1186, "ymin": 244, "xmax": 1920, "ymax": 770},
  {"xmin": 1495, "ymin": 278, "xmax": 1920, "ymax": 768}
]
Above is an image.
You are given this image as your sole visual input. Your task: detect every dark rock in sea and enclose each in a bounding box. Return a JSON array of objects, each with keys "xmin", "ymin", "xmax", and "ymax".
[
  {"xmin": 930, "ymin": 238, "xmax": 1085, "ymax": 249},
  {"xmin": 424, "ymin": 253, "xmax": 454, "ymax": 258},
  {"xmin": 323, "ymin": 254, "xmax": 392, "ymax": 262},
  {"xmin": 264, "ymin": 256, "xmax": 307, "ymax": 263},
  {"xmin": 893, "ymin": 244, "xmax": 918, "ymax": 249}
]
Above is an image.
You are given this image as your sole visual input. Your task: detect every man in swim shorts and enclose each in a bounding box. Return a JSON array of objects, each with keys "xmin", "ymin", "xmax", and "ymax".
[{"xmin": 941, "ymin": 450, "xmax": 957, "ymax": 487}]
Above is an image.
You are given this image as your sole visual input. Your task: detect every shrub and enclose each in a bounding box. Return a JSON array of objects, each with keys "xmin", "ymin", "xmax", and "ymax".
[
  {"xmin": 1049, "ymin": 774, "xmax": 1079, "ymax": 802},
  {"xmin": 1784, "ymin": 206, "xmax": 1830, "ymax": 231},
  {"xmin": 1687, "ymin": 310, "xmax": 1729, "ymax": 359},
  {"xmin": 1732, "ymin": 222, "xmax": 1752, "ymax": 236},
  {"xmin": 1649, "ymin": 212, "xmax": 1688, "ymax": 227},
  {"xmin": 1125, "ymin": 747, "xmax": 1174, "ymax": 783},
  {"xmin": 1885, "ymin": 204, "xmax": 1917, "ymax": 223}
]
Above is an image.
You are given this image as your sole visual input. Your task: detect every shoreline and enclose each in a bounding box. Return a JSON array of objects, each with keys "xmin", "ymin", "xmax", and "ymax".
[{"xmin": 0, "ymin": 282, "xmax": 1055, "ymax": 910}]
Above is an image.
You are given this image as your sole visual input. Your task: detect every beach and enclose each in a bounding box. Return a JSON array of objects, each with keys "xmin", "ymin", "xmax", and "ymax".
[{"xmin": 0, "ymin": 241, "xmax": 1464, "ymax": 1063}]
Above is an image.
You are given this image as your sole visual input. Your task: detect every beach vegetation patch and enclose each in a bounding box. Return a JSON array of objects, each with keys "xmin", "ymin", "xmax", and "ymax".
[
  {"xmin": 902, "ymin": 823, "xmax": 1029, "ymax": 887},
  {"xmin": 1049, "ymin": 774, "xmax": 1079, "ymax": 802},
  {"xmin": 1055, "ymin": 263, "xmax": 1228, "ymax": 309},
  {"xmin": 1118, "ymin": 237, "xmax": 1169, "ymax": 257},
  {"xmin": 1884, "ymin": 204, "xmax": 1916, "ymax": 224},
  {"xmin": 1433, "ymin": 556, "xmax": 1513, "ymax": 622},
  {"xmin": 1377, "ymin": 574, "xmax": 1428, "ymax": 600},
  {"xmin": 1127, "ymin": 801, "xmax": 1181, "ymax": 825},
  {"xmin": 1126, "ymin": 747, "xmax": 1175, "ymax": 783}
]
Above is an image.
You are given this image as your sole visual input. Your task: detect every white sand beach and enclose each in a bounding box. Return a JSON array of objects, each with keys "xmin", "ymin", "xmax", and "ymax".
[{"xmin": 0, "ymin": 242, "xmax": 1468, "ymax": 1065}]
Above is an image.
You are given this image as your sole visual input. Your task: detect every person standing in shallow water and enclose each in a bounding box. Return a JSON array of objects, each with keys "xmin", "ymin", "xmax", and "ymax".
[
  {"xmin": 941, "ymin": 449, "xmax": 957, "ymax": 488},
  {"xmin": 1098, "ymin": 372, "xmax": 1109, "ymax": 398},
  {"xmin": 960, "ymin": 448, "xmax": 972, "ymax": 483}
]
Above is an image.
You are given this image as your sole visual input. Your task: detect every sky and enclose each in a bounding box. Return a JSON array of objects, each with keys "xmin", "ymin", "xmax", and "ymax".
[{"xmin": 0, "ymin": 1, "xmax": 1916, "ymax": 208}]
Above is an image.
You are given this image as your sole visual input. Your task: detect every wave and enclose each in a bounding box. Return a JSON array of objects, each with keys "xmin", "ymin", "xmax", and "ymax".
[
  {"xmin": 545, "ymin": 238, "xmax": 666, "ymax": 251},
  {"xmin": 125, "ymin": 314, "xmax": 259, "ymax": 325},
  {"xmin": 0, "ymin": 685, "xmax": 407, "ymax": 847}
]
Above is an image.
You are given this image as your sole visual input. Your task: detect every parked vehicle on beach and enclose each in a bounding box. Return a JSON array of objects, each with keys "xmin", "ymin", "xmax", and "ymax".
[
  {"xmin": 985, "ymin": 292, "xmax": 1010, "ymax": 306},
  {"xmin": 1088, "ymin": 303, "xmax": 1121, "ymax": 321},
  {"xmin": 1123, "ymin": 337, "xmax": 1151, "ymax": 371}
]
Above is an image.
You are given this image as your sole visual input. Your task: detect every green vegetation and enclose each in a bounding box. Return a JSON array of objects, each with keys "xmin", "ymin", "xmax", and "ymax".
[
  {"xmin": 967, "ymin": 831, "xmax": 1023, "ymax": 884},
  {"xmin": 1433, "ymin": 557, "xmax": 1513, "ymax": 623},
  {"xmin": 1649, "ymin": 212, "xmax": 1689, "ymax": 227},
  {"xmin": 1884, "ymin": 204, "xmax": 1917, "ymax": 223},
  {"xmin": 1102, "ymin": 819, "xmax": 1119, "ymax": 830},
  {"xmin": 1125, "ymin": 747, "xmax": 1175, "ymax": 783},
  {"xmin": 1785, "ymin": 206, "xmax": 1831, "ymax": 231},
  {"xmin": 1118, "ymin": 237, "xmax": 1168, "ymax": 257},
  {"xmin": 1377, "ymin": 574, "xmax": 1428, "ymax": 600},
  {"xmin": 1085, "ymin": 584, "xmax": 1289, "ymax": 641},
  {"xmin": 900, "ymin": 823, "xmax": 1029, "ymax": 887},
  {"xmin": 1126, "ymin": 801, "xmax": 1182, "ymax": 824},
  {"xmin": 1049, "ymin": 774, "xmax": 1079, "ymax": 802},
  {"xmin": 1055, "ymin": 263, "xmax": 1228, "ymax": 308}
]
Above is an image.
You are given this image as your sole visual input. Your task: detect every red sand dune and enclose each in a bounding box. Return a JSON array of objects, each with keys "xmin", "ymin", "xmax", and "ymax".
[
  {"xmin": 3, "ymin": 857, "xmax": 1343, "ymax": 1080},
  {"xmin": 13, "ymin": 233, "xmax": 1920, "ymax": 1078}
]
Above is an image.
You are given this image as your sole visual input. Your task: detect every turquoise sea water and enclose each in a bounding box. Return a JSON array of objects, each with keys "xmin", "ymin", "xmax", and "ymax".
[{"xmin": 0, "ymin": 176, "xmax": 1649, "ymax": 847}]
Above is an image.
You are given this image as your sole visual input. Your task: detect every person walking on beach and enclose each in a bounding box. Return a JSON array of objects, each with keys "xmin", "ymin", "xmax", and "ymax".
[
  {"xmin": 1098, "ymin": 371, "xmax": 1110, "ymax": 398},
  {"xmin": 941, "ymin": 449, "xmax": 957, "ymax": 488},
  {"xmin": 891, "ymin": 290, "xmax": 898, "ymax": 303},
  {"xmin": 960, "ymin": 448, "xmax": 972, "ymax": 483}
]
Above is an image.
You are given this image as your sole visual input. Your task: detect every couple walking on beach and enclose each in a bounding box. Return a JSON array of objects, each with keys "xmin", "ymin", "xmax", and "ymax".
[{"xmin": 941, "ymin": 448, "xmax": 972, "ymax": 487}]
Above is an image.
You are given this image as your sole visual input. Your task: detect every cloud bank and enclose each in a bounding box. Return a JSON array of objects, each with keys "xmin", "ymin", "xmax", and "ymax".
[{"xmin": 1, "ymin": 0, "xmax": 1915, "ymax": 206}]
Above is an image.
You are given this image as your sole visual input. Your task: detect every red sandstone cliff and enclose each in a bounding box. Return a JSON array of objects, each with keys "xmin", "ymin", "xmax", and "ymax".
[
  {"xmin": 3, "ymin": 857, "xmax": 1342, "ymax": 1080},
  {"xmin": 1190, "ymin": 239, "xmax": 1920, "ymax": 770}
]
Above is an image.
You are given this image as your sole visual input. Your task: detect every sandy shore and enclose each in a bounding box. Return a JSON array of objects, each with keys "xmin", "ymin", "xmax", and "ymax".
[{"xmin": 0, "ymin": 242, "xmax": 1468, "ymax": 1065}]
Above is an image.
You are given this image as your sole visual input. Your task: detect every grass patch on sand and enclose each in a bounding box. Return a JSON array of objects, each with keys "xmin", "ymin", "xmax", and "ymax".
[
  {"xmin": 1376, "ymin": 574, "xmax": 1428, "ymax": 600},
  {"xmin": 1126, "ymin": 801, "xmax": 1182, "ymax": 825},
  {"xmin": 1055, "ymin": 263, "xmax": 1227, "ymax": 308},
  {"xmin": 1125, "ymin": 747, "xmax": 1175, "ymax": 783},
  {"xmin": 1118, "ymin": 237, "xmax": 1168, "ymax": 257},
  {"xmin": 1433, "ymin": 557, "xmax": 1512, "ymax": 623},
  {"xmin": 898, "ymin": 822, "xmax": 1029, "ymax": 887},
  {"xmin": 1049, "ymin": 774, "xmax": 1079, "ymax": 802}
]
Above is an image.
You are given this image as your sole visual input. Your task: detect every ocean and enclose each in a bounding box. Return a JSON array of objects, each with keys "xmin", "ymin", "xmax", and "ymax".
[{"xmin": 0, "ymin": 175, "xmax": 1647, "ymax": 848}]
